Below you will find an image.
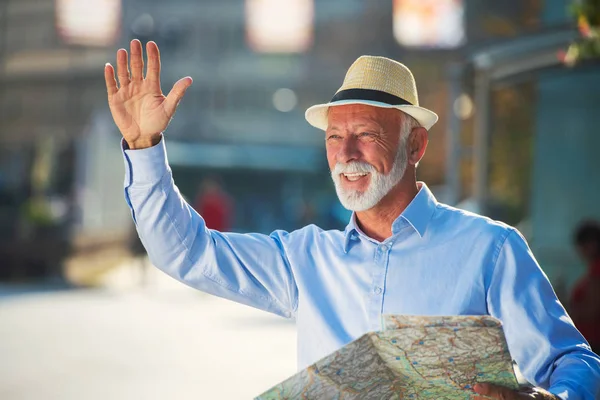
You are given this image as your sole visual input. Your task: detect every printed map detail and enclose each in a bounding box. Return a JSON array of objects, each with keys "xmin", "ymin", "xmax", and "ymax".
[{"xmin": 255, "ymin": 315, "xmax": 518, "ymax": 399}]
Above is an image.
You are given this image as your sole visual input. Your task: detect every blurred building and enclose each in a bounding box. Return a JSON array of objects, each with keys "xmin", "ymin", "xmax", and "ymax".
[
  {"xmin": 0, "ymin": 0, "xmax": 129, "ymax": 280},
  {"xmin": 5, "ymin": 0, "xmax": 593, "ymax": 287},
  {"xmin": 0, "ymin": 0, "xmax": 466, "ymax": 280},
  {"xmin": 452, "ymin": 0, "xmax": 600, "ymax": 289}
]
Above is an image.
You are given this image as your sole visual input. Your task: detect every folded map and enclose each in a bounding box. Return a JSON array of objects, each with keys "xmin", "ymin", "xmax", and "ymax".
[{"xmin": 255, "ymin": 315, "xmax": 518, "ymax": 399}]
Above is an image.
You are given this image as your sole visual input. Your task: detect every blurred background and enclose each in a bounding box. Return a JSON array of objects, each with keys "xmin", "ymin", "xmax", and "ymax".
[{"xmin": 1, "ymin": 0, "xmax": 599, "ymax": 398}]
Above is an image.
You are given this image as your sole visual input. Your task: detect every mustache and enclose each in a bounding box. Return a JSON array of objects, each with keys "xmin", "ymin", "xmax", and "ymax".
[{"xmin": 331, "ymin": 161, "xmax": 376, "ymax": 176}]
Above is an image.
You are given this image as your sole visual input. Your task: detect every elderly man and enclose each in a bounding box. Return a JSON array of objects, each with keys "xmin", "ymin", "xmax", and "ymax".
[{"xmin": 105, "ymin": 40, "xmax": 600, "ymax": 399}]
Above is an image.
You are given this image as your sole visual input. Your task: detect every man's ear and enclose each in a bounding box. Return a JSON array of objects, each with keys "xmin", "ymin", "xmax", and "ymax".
[{"xmin": 407, "ymin": 127, "xmax": 428, "ymax": 166}]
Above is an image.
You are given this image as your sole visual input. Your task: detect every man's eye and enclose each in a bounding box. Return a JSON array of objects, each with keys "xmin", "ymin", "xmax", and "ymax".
[
  {"xmin": 359, "ymin": 132, "xmax": 374, "ymax": 138},
  {"xmin": 327, "ymin": 135, "xmax": 341, "ymax": 141}
]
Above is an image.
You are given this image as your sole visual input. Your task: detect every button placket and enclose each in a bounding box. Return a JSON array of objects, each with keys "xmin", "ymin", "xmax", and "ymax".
[{"xmin": 369, "ymin": 242, "xmax": 391, "ymax": 330}]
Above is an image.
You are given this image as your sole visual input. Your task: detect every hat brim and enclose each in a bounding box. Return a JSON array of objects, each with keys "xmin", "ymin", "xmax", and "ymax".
[{"xmin": 305, "ymin": 100, "xmax": 439, "ymax": 131}]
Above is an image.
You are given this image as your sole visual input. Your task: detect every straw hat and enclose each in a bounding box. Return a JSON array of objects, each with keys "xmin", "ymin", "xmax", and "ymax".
[{"xmin": 305, "ymin": 56, "xmax": 438, "ymax": 131}]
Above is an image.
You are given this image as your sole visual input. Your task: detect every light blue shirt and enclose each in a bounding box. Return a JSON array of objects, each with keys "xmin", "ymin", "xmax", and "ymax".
[{"xmin": 123, "ymin": 138, "xmax": 600, "ymax": 400}]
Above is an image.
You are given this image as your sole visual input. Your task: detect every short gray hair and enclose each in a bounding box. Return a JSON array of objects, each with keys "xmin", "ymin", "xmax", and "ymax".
[
  {"xmin": 399, "ymin": 112, "xmax": 422, "ymax": 167},
  {"xmin": 400, "ymin": 112, "xmax": 420, "ymax": 141}
]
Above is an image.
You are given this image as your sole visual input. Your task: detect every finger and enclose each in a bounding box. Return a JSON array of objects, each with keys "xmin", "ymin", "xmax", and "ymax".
[
  {"xmin": 104, "ymin": 63, "xmax": 118, "ymax": 96},
  {"xmin": 164, "ymin": 77, "xmax": 193, "ymax": 117},
  {"xmin": 146, "ymin": 41, "xmax": 161, "ymax": 87},
  {"xmin": 130, "ymin": 39, "xmax": 144, "ymax": 81},
  {"xmin": 116, "ymin": 48, "xmax": 130, "ymax": 87}
]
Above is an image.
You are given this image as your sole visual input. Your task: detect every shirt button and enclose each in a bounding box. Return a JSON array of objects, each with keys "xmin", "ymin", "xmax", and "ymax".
[
  {"xmin": 379, "ymin": 244, "xmax": 389, "ymax": 252},
  {"xmin": 374, "ymin": 287, "xmax": 382, "ymax": 295}
]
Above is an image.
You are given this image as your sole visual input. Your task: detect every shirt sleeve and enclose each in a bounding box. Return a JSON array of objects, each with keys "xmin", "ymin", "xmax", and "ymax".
[
  {"xmin": 487, "ymin": 229, "xmax": 600, "ymax": 400},
  {"xmin": 122, "ymin": 137, "xmax": 298, "ymax": 318}
]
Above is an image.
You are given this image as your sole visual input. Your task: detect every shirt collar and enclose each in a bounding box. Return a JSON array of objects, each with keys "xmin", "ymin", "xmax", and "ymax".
[
  {"xmin": 343, "ymin": 182, "xmax": 438, "ymax": 252},
  {"xmin": 343, "ymin": 214, "xmax": 360, "ymax": 253}
]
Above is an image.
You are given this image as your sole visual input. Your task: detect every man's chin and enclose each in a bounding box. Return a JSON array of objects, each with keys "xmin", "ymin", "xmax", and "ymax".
[{"xmin": 338, "ymin": 192, "xmax": 376, "ymax": 212}]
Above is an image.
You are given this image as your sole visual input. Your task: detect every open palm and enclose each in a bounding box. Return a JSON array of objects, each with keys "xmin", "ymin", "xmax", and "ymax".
[{"xmin": 104, "ymin": 40, "xmax": 192, "ymax": 149}]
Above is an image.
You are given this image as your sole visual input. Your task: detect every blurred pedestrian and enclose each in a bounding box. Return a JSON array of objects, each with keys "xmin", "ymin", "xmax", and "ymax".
[
  {"xmin": 570, "ymin": 220, "xmax": 600, "ymax": 353},
  {"xmin": 193, "ymin": 177, "xmax": 233, "ymax": 231}
]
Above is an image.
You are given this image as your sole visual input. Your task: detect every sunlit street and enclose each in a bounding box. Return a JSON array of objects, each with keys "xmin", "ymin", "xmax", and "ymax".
[{"xmin": 0, "ymin": 264, "xmax": 296, "ymax": 400}]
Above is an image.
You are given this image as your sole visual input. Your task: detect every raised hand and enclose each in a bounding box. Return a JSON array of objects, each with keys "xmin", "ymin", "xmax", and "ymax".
[{"xmin": 104, "ymin": 39, "xmax": 192, "ymax": 149}]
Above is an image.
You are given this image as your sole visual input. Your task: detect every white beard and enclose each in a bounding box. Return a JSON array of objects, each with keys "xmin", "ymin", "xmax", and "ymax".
[{"xmin": 331, "ymin": 144, "xmax": 408, "ymax": 212}]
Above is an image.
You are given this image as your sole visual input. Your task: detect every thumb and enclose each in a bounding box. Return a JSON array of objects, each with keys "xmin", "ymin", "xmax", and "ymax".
[
  {"xmin": 473, "ymin": 383, "xmax": 514, "ymax": 399},
  {"xmin": 473, "ymin": 383, "xmax": 491, "ymax": 395},
  {"xmin": 164, "ymin": 76, "xmax": 193, "ymax": 117}
]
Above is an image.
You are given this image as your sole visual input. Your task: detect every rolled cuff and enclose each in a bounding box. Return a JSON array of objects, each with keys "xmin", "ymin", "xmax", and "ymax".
[{"xmin": 122, "ymin": 135, "xmax": 169, "ymax": 186}]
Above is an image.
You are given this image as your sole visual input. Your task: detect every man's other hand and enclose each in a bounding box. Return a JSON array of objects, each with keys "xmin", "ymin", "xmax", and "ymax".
[{"xmin": 473, "ymin": 383, "xmax": 560, "ymax": 399}]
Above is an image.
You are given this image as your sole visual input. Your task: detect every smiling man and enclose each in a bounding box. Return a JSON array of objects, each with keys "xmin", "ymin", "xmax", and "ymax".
[{"xmin": 105, "ymin": 40, "xmax": 600, "ymax": 399}]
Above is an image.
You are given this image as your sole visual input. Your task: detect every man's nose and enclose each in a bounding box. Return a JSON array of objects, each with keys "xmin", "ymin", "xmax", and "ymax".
[{"xmin": 337, "ymin": 137, "xmax": 360, "ymax": 164}]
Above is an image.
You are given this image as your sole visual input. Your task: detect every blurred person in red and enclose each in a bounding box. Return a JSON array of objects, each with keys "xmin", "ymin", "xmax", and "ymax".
[
  {"xmin": 571, "ymin": 220, "xmax": 600, "ymax": 353},
  {"xmin": 193, "ymin": 177, "xmax": 233, "ymax": 231}
]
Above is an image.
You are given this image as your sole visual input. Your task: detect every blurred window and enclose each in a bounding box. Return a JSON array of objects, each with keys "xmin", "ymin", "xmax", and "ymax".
[
  {"xmin": 55, "ymin": 0, "xmax": 121, "ymax": 46},
  {"xmin": 393, "ymin": 0, "xmax": 465, "ymax": 48},
  {"xmin": 245, "ymin": 0, "xmax": 313, "ymax": 53}
]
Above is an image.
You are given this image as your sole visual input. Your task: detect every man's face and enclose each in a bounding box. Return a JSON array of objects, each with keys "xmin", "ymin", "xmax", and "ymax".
[{"xmin": 325, "ymin": 104, "xmax": 408, "ymax": 211}]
